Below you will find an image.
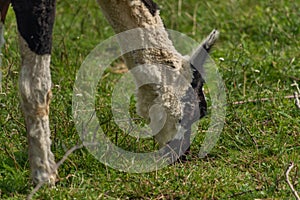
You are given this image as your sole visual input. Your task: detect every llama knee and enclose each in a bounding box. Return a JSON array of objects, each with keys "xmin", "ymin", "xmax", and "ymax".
[{"xmin": 18, "ymin": 36, "xmax": 52, "ymax": 120}]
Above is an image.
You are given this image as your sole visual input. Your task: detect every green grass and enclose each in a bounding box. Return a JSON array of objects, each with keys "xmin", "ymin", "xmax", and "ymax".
[{"xmin": 0, "ymin": 0, "xmax": 299, "ymax": 199}]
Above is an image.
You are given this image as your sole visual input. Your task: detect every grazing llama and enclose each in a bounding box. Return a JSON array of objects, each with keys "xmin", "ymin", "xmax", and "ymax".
[{"xmin": 0, "ymin": 0, "xmax": 218, "ymax": 185}]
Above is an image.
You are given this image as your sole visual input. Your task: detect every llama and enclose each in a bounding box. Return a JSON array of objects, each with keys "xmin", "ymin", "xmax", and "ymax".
[{"xmin": 0, "ymin": 0, "xmax": 218, "ymax": 185}]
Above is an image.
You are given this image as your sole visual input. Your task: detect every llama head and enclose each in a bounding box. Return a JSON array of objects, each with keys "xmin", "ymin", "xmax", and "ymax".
[{"xmin": 126, "ymin": 28, "xmax": 219, "ymax": 142}]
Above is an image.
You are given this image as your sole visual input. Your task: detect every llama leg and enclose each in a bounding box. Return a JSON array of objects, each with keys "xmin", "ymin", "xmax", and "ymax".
[
  {"xmin": 0, "ymin": 0, "xmax": 10, "ymax": 23},
  {"xmin": 12, "ymin": 0, "xmax": 56, "ymax": 184}
]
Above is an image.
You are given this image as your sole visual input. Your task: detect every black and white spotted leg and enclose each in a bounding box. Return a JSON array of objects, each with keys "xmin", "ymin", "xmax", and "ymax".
[{"xmin": 12, "ymin": 0, "xmax": 56, "ymax": 185}]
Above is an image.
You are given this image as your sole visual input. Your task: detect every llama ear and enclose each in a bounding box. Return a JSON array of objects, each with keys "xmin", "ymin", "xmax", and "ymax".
[
  {"xmin": 190, "ymin": 29, "xmax": 219, "ymax": 79},
  {"xmin": 188, "ymin": 29, "xmax": 219, "ymax": 119}
]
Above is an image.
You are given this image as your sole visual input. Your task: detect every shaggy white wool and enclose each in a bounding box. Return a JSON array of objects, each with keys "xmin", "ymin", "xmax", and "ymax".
[
  {"xmin": 19, "ymin": 35, "xmax": 56, "ymax": 184},
  {"xmin": 97, "ymin": 0, "xmax": 193, "ymax": 146}
]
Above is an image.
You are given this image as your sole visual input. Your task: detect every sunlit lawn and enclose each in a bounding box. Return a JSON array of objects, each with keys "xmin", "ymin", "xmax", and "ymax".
[{"xmin": 0, "ymin": 0, "xmax": 299, "ymax": 199}]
